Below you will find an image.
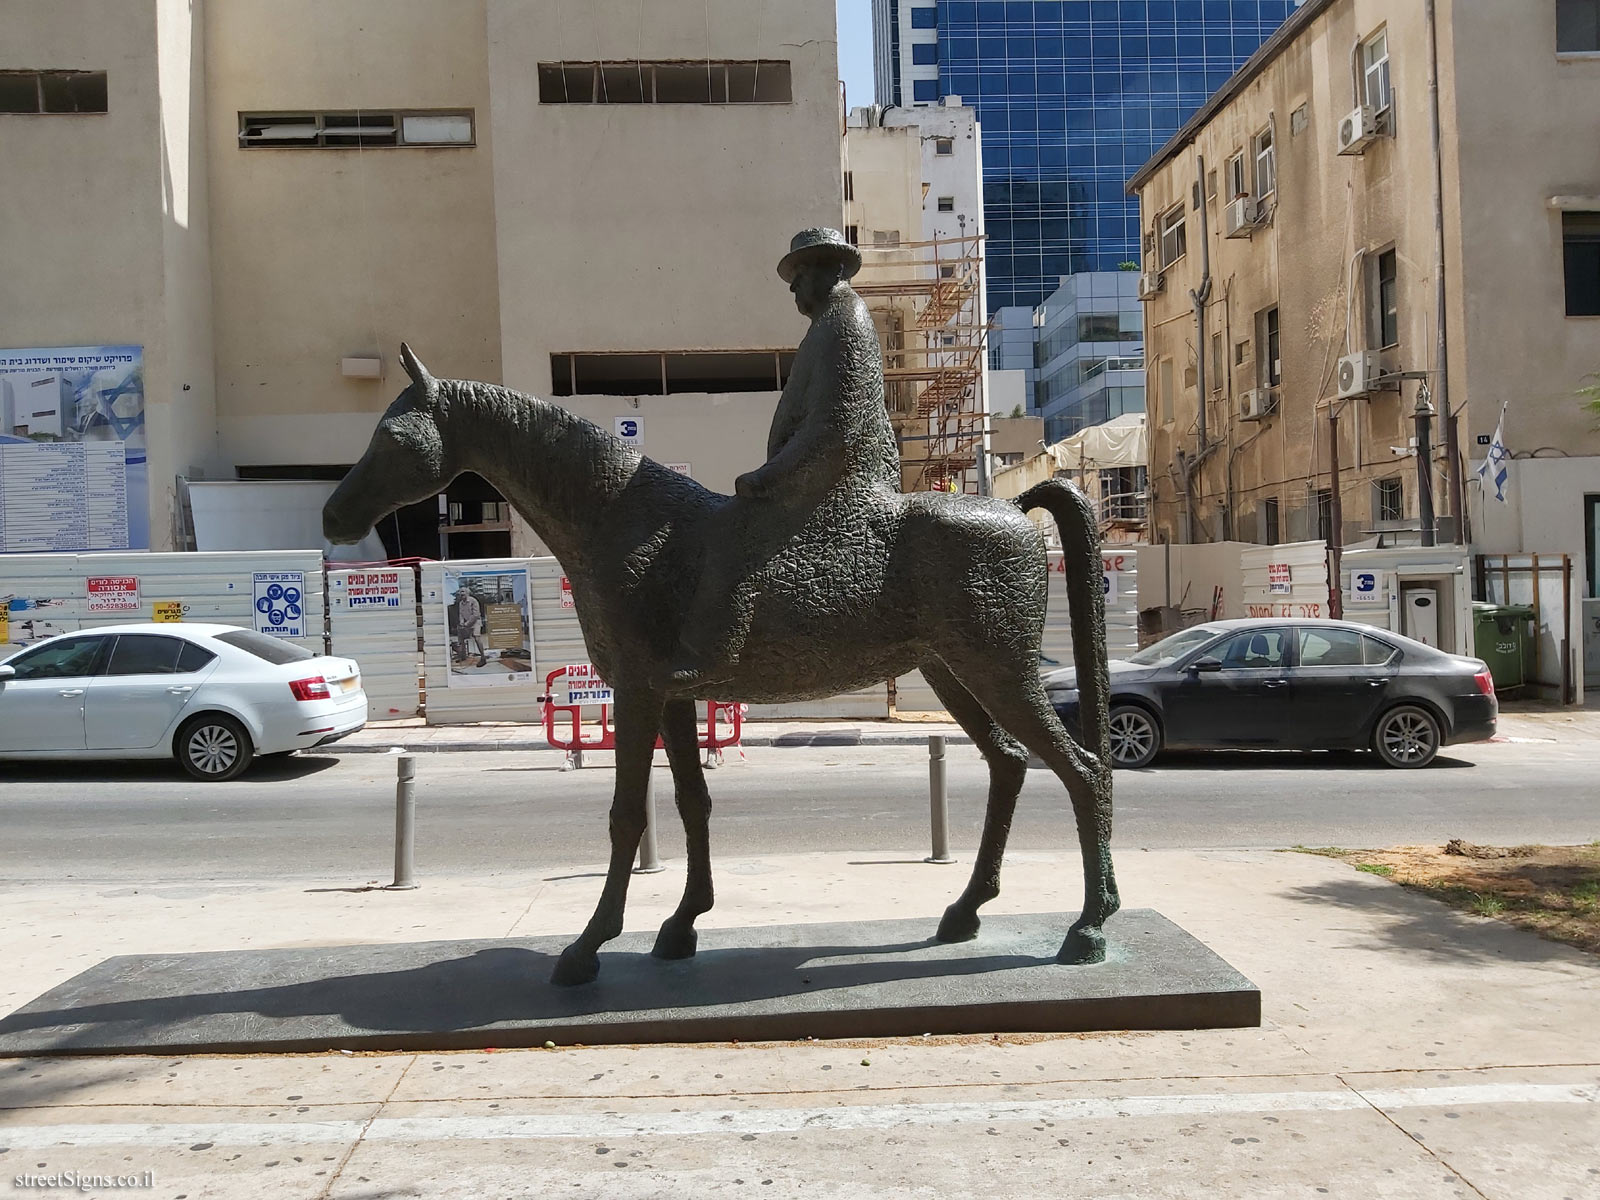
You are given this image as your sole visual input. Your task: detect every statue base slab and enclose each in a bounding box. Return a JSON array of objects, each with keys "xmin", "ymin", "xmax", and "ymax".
[{"xmin": 0, "ymin": 910, "xmax": 1258, "ymax": 1057}]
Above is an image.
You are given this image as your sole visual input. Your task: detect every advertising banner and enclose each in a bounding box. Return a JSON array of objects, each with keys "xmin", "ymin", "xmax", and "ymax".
[
  {"xmin": 1268, "ymin": 563, "xmax": 1292, "ymax": 595},
  {"xmin": 443, "ymin": 567, "xmax": 534, "ymax": 687},
  {"xmin": 0, "ymin": 345, "xmax": 146, "ymax": 553},
  {"xmin": 253, "ymin": 571, "xmax": 306, "ymax": 638}
]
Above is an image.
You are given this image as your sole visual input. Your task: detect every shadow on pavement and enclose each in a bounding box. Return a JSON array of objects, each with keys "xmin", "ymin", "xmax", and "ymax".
[
  {"xmin": 1281, "ymin": 874, "xmax": 1600, "ymax": 967},
  {"xmin": 1137, "ymin": 750, "xmax": 1476, "ymax": 773},
  {"xmin": 0, "ymin": 754, "xmax": 340, "ymax": 785}
]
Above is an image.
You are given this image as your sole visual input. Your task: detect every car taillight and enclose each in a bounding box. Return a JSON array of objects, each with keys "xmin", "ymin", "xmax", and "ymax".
[
  {"xmin": 289, "ymin": 676, "xmax": 331, "ymax": 702},
  {"xmin": 1473, "ymin": 669, "xmax": 1495, "ymax": 697}
]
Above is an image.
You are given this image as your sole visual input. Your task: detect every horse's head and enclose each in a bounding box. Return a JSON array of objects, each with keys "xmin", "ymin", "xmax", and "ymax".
[{"xmin": 323, "ymin": 343, "xmax": 458, "ymax": 544}]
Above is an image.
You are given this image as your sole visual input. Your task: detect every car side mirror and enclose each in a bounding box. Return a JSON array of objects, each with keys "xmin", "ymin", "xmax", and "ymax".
[
  {"xmin": 0, "ymin": 665, "xmax": 14, "ymax": 682},
  {"xmin": 1188, "ymin": 656, "xmax": 1223, "ymax": 675}
]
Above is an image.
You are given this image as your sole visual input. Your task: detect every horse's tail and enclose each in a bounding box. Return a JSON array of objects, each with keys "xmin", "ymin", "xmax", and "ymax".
[{"xmin": 1015, "ymin": 479, "xmax": 1110, "ymax": 770}]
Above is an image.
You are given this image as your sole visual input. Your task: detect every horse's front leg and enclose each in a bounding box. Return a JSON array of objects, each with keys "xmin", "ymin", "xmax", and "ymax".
[
  {"xmin": 551, "ymin": 687, "xmax": 664, "ymax": 987},
  {"xmin": 653, "ymin": 698, "xmax": 715, "ymax": 959}
]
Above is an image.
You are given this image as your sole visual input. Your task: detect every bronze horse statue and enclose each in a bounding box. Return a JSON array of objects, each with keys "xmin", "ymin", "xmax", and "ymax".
[{"xmin": 325, "ymin": 345, "xmax": 1117, "ymax": 986}]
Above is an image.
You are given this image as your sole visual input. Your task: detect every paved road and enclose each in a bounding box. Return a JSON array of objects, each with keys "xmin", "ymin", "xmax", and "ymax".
[{"xmin": 3, "ymin": 739, "xmax": 1596, "ymax": 883}]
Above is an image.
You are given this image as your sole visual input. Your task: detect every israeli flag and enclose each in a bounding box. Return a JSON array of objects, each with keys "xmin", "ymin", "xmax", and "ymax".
[{"xmin": 1477, "ymin": 406, "xmax": 1510, "ymax": 504}]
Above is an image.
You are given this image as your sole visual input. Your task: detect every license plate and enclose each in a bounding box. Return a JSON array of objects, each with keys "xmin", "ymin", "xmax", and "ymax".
[{"xmin": 340, "ymin": 675, "xmax": 361, "ymax": 693}]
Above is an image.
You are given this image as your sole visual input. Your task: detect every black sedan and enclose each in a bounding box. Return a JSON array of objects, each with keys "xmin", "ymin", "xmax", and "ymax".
[{"xmin": 1045, "ymin": 619, "xmax": 1498, "ymax": 769}]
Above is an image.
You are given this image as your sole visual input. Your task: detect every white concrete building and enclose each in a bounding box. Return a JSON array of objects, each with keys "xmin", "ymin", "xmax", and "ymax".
[{"xmin": 0, "ymin": 0, "xmax": 843, "ymax": 558}]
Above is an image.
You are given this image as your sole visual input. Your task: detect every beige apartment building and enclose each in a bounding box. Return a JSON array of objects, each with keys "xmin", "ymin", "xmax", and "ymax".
[
  {"xmin": 1129, "ymin": 0, "xmax": 1600, "ymax": 601},
  {"xmin": 0, "ymin": 0, "xmax": 841, "ymax": 558}
]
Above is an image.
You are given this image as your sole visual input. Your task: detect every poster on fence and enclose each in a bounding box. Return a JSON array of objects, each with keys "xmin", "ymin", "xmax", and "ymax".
[
  {"xmin": 0, "ymin": 345, "xmax": 147, "ymax": 553},
  {"xmin": 343, "ymin": 570, "xmax": 406, "ymax": 610},
  {"xmin": 442, "ymin": 567, "xmax": 534, "ymax": 687}
]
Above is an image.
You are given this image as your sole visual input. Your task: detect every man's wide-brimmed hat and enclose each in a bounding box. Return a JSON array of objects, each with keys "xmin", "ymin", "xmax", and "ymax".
[{"xmin": 777, "ymin": 227, "xmax": 862, "ymax": 283}]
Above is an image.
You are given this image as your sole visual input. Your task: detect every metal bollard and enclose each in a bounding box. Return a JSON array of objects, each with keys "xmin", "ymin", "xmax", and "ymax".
[
  {"xmin": 925, "ymin": 735, "xmax": 955, "ymax": 864},
  {"xmin": 634, "ymin": 762, "xmax": 665, "ymax": 874},
  {"xmin": 389, "ymin": 754, "xmax": 419, "ymax": 889}
]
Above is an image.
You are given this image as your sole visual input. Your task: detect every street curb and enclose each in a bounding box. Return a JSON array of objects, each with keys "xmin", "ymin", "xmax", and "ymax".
[{"xmin": 324, "ymin": 733, "xmax": 976, "ymax": 755}]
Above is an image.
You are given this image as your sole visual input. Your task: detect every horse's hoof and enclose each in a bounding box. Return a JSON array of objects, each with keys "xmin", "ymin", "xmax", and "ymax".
[
  {"xmin": 651, "ymin": 922, "xmax": 699, "ymax": 960},
  {"xmin": 935, "ymin": 904, "xmax": 981, "ymax": 943},
  {"xmin": 1056, "ymin": 925, "xmax": 1107, "ymax": 965},
  {"xmin": 550, "ymin": 945, "xmax": 600, "ymax": 987}
]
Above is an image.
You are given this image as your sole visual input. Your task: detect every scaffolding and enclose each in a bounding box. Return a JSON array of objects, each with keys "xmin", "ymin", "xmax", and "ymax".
[{"xmin": 852, "ymin": 230, "xmax": 990, "ymax": 494}]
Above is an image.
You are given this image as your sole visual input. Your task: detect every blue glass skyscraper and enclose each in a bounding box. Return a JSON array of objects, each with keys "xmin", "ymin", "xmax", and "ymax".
[{"xmin": 874, "ymin": 1, "xmax": 1300, "ymax": 311}]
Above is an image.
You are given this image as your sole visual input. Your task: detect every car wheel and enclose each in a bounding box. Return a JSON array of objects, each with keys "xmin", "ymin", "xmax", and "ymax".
[
  {"xmin": 177, "ymin": 714, "xmax": 254, "ymax": 781},
  {"xmin": 1372, "ymin": 705, "xmax": 1441, "ymax": 769},
  {"xmin": 1107, "ymin": 705, "xmax": 1161, "ymax": 769}
]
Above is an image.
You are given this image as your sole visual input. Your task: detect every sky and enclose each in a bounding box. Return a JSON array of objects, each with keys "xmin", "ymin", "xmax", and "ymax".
[{"xmin": 837, "ymin": 0, "xmax": 876, "ymax": 108}]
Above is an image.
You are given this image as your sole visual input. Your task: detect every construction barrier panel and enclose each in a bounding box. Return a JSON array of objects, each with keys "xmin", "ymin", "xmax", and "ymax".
[
  {"xmin": 0, "ymin": 549, "xmax": 325, "ymax": 655},
  {"xmin": 1240, "ymin": 541, "xmax": 1330, "ymax": 620},
  {"xmin": 327, "ymin": 565, "xmax": 423, "ymax": 721},
  {"xmin": 892, "ymin": 548, "xmax": 1140, "ymax": 714},
  {"xmin": 419, "ymin": 558, "xmax": 543, "ymax": 725}
]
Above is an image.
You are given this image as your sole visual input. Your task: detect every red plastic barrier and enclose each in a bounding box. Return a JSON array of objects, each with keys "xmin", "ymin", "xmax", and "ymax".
[{"xmin": 540, "ymin": 666, "xmax": 743, "ymax": 760}]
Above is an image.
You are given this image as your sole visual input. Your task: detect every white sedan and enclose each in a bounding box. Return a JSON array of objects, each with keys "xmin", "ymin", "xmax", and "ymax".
[{"xmin": 0, "ymin": 624, "xmax": 366, "ymax": 780}]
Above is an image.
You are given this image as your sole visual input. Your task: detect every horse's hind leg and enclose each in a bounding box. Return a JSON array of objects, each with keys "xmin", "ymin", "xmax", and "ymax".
[
  {"xmin": 919, "ymin": 659, "xmax": 1030, "ymax": 944},
  {"xmin": 940, "ymin": 653, "xmax": 1119, "ymax": 965},
  {"xmin": 552, "ymin": 687, "xmax": 664, "ymax": 987},
  {"xmin": 652, "ymin": 698, "xmax": 714, "ymax": 960}
]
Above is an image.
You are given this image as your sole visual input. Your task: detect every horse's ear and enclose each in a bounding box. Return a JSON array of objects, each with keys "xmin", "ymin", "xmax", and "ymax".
[{"xmin": 399, "ymin": 343, "xmax": 433, "ymax": 389}]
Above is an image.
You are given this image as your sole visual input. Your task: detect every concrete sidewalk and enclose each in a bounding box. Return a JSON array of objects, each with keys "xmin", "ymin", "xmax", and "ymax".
[
  {"xmin": 1, "ymin": 849, "xmax": 1597, "ymax": 1197},
  {"xmin": 327, "ymin": 701, "xmax": 1600, "ymax": 755}
]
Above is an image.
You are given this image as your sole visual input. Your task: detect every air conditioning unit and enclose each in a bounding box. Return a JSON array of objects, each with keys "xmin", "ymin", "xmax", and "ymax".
[
  {"xmin": 1224, "ymin": 195, "xmax": 1260, "ymax": 239},
  {"xmin": 1335, "ymin": 350, "xmax": 1381, "ymax": 400},
  {"xmin": 1336, "ymin": 105, "xmax": 1380, "ymax": 155},
  {"xmin": 1239, "ymin": 388, "xmax": 1278, "ymax": 421},
  {"xmin": 1137, "ymin": 271, "xmax": 1165, "ymax": 300}
]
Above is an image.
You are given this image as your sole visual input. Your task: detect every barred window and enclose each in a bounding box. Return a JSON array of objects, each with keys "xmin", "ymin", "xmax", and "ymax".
[{"xmin": 537, "ymin": 61, "xmax": 791, "ymax": 105}]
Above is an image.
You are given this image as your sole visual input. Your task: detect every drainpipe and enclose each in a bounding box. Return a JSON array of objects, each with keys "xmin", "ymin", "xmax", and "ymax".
[
  {"xmin": 1328, "ymin": 404, "xmax": 1344, "ymax": 618},
  {"xmin": 1182, "ymin": 154, "xmax": 1215, "ymax": 544},
  {"xmin": 1426, "ymin": 0, "xmax": 1455, "ymax": 540}
]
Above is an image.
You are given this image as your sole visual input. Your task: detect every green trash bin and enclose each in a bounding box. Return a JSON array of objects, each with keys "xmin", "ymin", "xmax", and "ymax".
[{"xmin": 1471, "ymin": 602, "xmax": 1535, "ymax": 691}]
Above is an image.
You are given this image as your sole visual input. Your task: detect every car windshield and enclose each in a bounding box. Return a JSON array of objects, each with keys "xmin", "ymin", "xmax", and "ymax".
[
  {"xmin": 215, "ymin": 629, "xmax": 315, "ymax": 664},
  {"xmin": 1125, "ymin": 625, "xmax": 1221, "ymax": 668}
]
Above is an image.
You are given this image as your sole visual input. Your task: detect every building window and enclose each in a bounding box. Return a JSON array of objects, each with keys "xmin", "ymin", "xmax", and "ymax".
[
  {"xmin": 912, "ymin": 43, "xmax": 938, "ymax": 66},
  {"xmin": 845, "ymin": 225, "xmax": 860, "ymax": 247},
  {"xmin": 913, "ymin": 79, "xmax": 940, "ymax": 102},
  {"xmin": 1263, "ymin": 497, "xmax": 1280, "ymax": 546},
  {"xmin": 844, "ymin": 171, "xmax": 854, "ymax": 202},
  {"xmin": 910, "ymin": 6, "xmax": 938, "ymax": 29},
  {"xmin": 1158, "ymin": 204, "xmax": 1187, "ymax": 268},
  {"xmin": 1259, "ymin": 307, "xmax": 1282, "ymax": 387},
  {"xmin": 1226, "ymin": 152, "xmax": 1248, "ymax": 199},
  {"xmin": 1558, "ymin": 0, "xmax": 1600, "ymax": 52},
  {"xmin": 551, "ymin": 350, "xmax": 794, "ymax": 396},
  {"xmin": 1362, "ymin": 29, "xmax": 1391, "ymax": 111},
  {"xmin": 0, "ymin": 70, "xmax": 107, "ymax": 114},
  {"xmin": 239, "ymin": 111, "xmax": 474, "ymax": 147},
  {"xmin": 936, "ymin": 195, "xmax": 955, "ymax": 212},
  {"xmin": 934, "ymin": 137, "xmax": 954, "ymax": 156},
  {"xmin": 1253, "ymin": 125, "xmax": 1276, "ymax": 197},
  {"xmin": 1315, "ymin": 488, "xmax": 1334, "ymax": 542},
  {"xmin": 536, "ymin": 61, "xmax": 791, "ymax": 105},
  {"xmin": 1290, "ymin": 104, "xmax": 1309, "ymax": 137},
  {"xmin": 1375, "ymin": 476, "xmax": 1404, "ymax": 523},
  {"xmin": 939, "ymin": 264, "xmax": 956, "ymax": 278},
  {"xmin": 1563, "ymin": 213, "xmax": 1600, "ymax": 315},
  {"xmin": 1211, "ymin": 333, "xmax": 1224, "ymax": 393},
  {"xmin": 1375, "ymin": 248, "xmax": 1399, "ymax": 347}
]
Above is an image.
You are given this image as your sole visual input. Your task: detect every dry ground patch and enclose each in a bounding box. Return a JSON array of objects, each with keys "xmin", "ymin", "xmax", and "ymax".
[{"xmin": 1295, "ymin": 840, "xmax": 1600, "ymax": 954}]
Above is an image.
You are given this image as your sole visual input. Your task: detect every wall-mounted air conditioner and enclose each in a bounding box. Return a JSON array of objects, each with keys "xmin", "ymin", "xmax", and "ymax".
[
  {"xmin": 1137, "ymin": 271, "xmax": 1165, "ymax": 300},
  {"xmin": 1239, "ymin": 388, "xmax": 1278, "ymax": 421},
  {"xmin": 1335, "ymin": 350, "xmax": 1381, "ymax": 400},
  {"xmin": 1224, "ymin": 195, "xmax": 1261, "ymax": 239},
  {"xmin": 1336, "ymin": 105, "xmax": 1380, "ymax": 155}
]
